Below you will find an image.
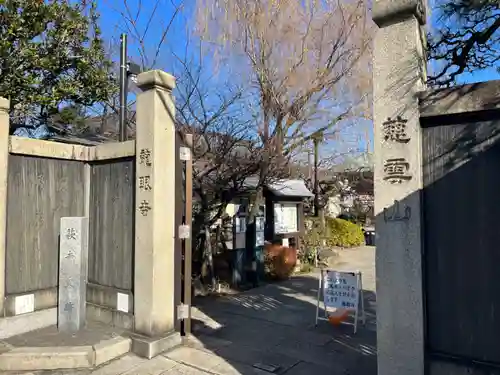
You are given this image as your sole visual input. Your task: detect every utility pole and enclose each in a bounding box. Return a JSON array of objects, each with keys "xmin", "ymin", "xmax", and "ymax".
[
  {"xmin": 313, "ymin": 136, "xmax": 320, "ymax": 217},
  {"xmin": 313, "ymin": 133, "xmax": 326, "ymax": 247},
  {"xmin": 119, "ymin": 33, "xmax": 128, "ymax": 142},
  {"xmin": 307, "ymin": 149, "xmax": 312, "ymax": 180}
]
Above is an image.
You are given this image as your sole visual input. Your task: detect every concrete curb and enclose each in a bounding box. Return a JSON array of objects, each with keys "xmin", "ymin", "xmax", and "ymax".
[{"xmin": 0, "ymin": 336, "xmax": 131, "ymax": 371}]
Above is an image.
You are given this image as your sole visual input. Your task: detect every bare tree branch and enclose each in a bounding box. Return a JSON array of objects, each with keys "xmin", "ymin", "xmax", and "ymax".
[
  {"xmin": 428, "ymin": 0, "xmax": 500, "ymax": 86},
  {"xmin": 195, "ymin": 0, "xmax": 373, "ymax": 215}
]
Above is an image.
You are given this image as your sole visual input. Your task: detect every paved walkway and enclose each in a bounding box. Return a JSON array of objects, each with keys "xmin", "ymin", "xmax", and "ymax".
[
  {"xmin": 27, "ymin": 246, "xmax": 376, "ymax": 375},
  {"xmin": 188, "ymin": 246, "xmax": 377, "ymax": 375}
]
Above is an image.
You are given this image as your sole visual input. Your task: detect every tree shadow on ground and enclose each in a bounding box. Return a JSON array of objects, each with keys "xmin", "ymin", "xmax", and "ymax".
[{"xmin": 186, "ymin": 274, "xmax": 377, "ymax": 375}]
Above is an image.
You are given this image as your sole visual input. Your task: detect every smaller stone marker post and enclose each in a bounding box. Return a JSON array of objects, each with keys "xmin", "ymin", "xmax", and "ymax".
[{"xmin": 58, "ymin": 217, "xmax": 89, "ymax": 332}]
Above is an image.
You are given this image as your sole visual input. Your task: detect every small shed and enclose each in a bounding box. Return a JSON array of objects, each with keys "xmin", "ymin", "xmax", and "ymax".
[{"xmin": 224, "ymin": 178, "xmax": 313, "ymax": 287}]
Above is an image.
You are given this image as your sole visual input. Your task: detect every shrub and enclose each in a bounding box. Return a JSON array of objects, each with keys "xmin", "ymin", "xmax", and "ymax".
[
  {"xmin": 264, "ymin": 244, "xmax": 297, "ymax": 280},
  {"xmin": 301, "ymin": 217, "xmax": 365, "ymax": 252},
  {"xmin": 326, "ymin": 217, "xmax": 365, "ymax": 247}
]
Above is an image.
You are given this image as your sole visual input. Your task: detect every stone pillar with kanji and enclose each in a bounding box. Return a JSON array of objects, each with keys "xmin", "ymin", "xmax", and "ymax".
[
  {"xmin": 373, "ymin": 0, "xmax": 427, "ymax": 374},
  {"xmin": 58, "ymin": 217, "xmax": 89, "ymax": 332},
  {"xmin": 133, "ymin": 70, "xmax": 182, "ymax": 358}
]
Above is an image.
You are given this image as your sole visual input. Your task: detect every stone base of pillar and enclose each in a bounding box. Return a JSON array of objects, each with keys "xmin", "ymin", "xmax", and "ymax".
[{"xmin": 130, "ymin": 331, "xmax": 182, "ymax": 359}]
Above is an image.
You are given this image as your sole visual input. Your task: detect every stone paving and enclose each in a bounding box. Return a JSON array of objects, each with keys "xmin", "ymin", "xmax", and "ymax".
[
  {"xmin": 188, "ymin": 246, "xmax": 377, "ymax": 375},
  {"xmin": 9, "ymin": 246, "xmax": 376, "ymax": 375}
]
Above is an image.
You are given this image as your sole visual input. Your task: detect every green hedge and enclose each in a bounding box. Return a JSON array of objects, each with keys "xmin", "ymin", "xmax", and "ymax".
[
  {"xmin": 327, "ymin": 217, "xmax": 365, "ymax": 247},
  {"xmin": 302, "ymin": 217, "xmax": 365, "ymax": 250}
]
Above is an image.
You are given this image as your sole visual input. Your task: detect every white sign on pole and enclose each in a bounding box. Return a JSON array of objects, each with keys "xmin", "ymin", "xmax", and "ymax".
[
  {"xmin": 179, "ymin": 147, "xmax": 191, "ymax": 161},
  {"xmin": 315, "ymin": 269, "xmax": 366, "ymax": 334}
]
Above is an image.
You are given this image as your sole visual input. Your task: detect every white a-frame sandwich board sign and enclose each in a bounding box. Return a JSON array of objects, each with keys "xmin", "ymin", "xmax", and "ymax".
[{"xmin": 315, "ymin": 269, "xmax": 366, "ymax": 334}]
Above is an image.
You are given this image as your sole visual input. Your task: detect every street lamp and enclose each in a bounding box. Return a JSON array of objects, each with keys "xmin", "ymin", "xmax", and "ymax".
[
  {"xmin": 119, "ymin": 34, "xmax": 142, "ymax": 142},
  {"xmin": 127, "ymin": 62, "xmax": 141, "ymax": 82}
]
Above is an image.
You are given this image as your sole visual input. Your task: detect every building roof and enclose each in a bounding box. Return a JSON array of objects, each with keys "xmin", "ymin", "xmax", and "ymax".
[
  {"xmin": 242, "ymin": 176, "xmax": 314, "ymax": 198},
  {"xmin": 267, "ymin": 179, "xmax": 315, "ymax": 198}
]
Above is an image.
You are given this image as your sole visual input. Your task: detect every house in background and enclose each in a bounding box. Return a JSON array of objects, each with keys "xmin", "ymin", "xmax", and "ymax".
[
  {"xmin": 325, "ymin": 170, "xmax": 374, "ymax": 221},
  {"xmin": 294, "ymin": 153, "xmax": 374, "ymax": 222}
]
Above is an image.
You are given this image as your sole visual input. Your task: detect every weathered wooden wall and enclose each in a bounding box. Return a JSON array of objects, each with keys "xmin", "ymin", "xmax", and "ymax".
[
  {"xmin": 88, "ymin": 158, "xmax": 135, "ymax": 291},
  {"xmin": 422, "ymin": 107, "xmax": 500, "ymax": 372},
  {"xmin": 5, "ymin": 155, "xmax": 85, "ymax": 295}
]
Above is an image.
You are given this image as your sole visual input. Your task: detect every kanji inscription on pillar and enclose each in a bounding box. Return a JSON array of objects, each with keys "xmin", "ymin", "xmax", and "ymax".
[
  {"xmin": 383, "ymin": 116, "xmax": 410, "ymax": 143},
  {"xmin": 139, "ymin": 148, "xmax": 152, "ymax": 167},
  {"xmin": 65, "ymin": 227, "xmax": 77, "ymax": 240},
  {"xmin": 58, "ymin": 217, "xmax": 88, "ymax": 333},
  {"xmin": 137, "ymin": 147, "xmax": 153, "ymax": 214},
  {"xmin": 138, "ymin": 176, "xmax": 152, "ymax": 191},
  {"xmin": 383, "ymin": 199, "xmax": 412, "ymax": 222},
  {"xmin": 383, "ymin": 158, "xmax": 412, "ymax": 184},
  {"xmin": 138, "ymin": 200, "xmax": 152, "ymax": 216},
  {"xmin": 64, "ymin": 301, "xmax": 74, "ymax": 318}
]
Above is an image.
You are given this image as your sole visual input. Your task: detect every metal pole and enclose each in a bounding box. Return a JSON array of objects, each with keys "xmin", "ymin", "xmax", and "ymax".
[
  {"xmin": 183, "ymin": 134, "xmax": 194, "ymax": 336},
  {"xmin": 308, "ymin": 148, "xmax": 313, "ymax": 180},
  {"xmin": 119, "ymin": 33, "xmax": 128, "ymax": 142},
  {"xmin": 314, "ymin": 137, "xmax": 319, "ymax": 217}
]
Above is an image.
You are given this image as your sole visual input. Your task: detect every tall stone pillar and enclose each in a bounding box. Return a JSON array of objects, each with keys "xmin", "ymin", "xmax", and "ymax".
[
  {"xmin": 0, "ymin": 98, "xmax": 9, "ymax": 317},
  {"xmin": 372, "ymin": 1, "xmax": 427, "ymax": 374},
  {"xmin": 133, "ymin": 70, "xmax": 181, "ymax": 358}
]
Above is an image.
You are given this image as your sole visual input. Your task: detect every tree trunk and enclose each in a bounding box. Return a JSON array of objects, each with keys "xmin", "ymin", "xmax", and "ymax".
[
  {"xmin": 203, "ymin": 226, "xmax": 217, "ymax": 287},
  {"xmin": 192, "ymin": 211, "xmax": 206, "ymax": 278},
  {"xmin": 192, "ymin": 200, "xmax": 230, "ymax": 287},
  {"xmin": 247, "ymin": 187, "xmax": 264, "ymax": 223},
  {"xmin": 200, "ymin": 230, "xmax": 209, "ymax": 280},
  {"xmin": 319, "ymin": 207, "xmax": 326, "ymax": 247},
  {"xmin": 318, "ymin": 207, "xmax": 325, "ymax": 227}
]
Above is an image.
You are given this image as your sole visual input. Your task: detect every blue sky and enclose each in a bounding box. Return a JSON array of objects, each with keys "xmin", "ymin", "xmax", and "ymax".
[
  {"xmin": 97, "ymin": 0, "xmax": 196, "ymax": 72},
  {"xmin": 457, "ymin": 69, "xmax": 500, "ymax": 85},
  {"xmin": 427, "ymin": 0, "xmax": 500, "ymax": 84},
  {"xmin": 95, "ymin": 0, "xmax": 498, "ymax": 162},
  {"xmin": 96, "ymin": 0, "xmax": 374, "ymax": 161},
  {"xmin": 95, "ymin": 0, "xmax": 500, "ymax": 83}
]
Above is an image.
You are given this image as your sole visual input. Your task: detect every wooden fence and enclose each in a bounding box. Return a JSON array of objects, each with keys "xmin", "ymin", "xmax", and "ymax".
[
  {"xmin": 2, "ymin": 136, "xmax": 135, "ymax": 328},
  {"xmin": 0, "ymin": 70, "xmax": 184, "ymax": 348}
]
